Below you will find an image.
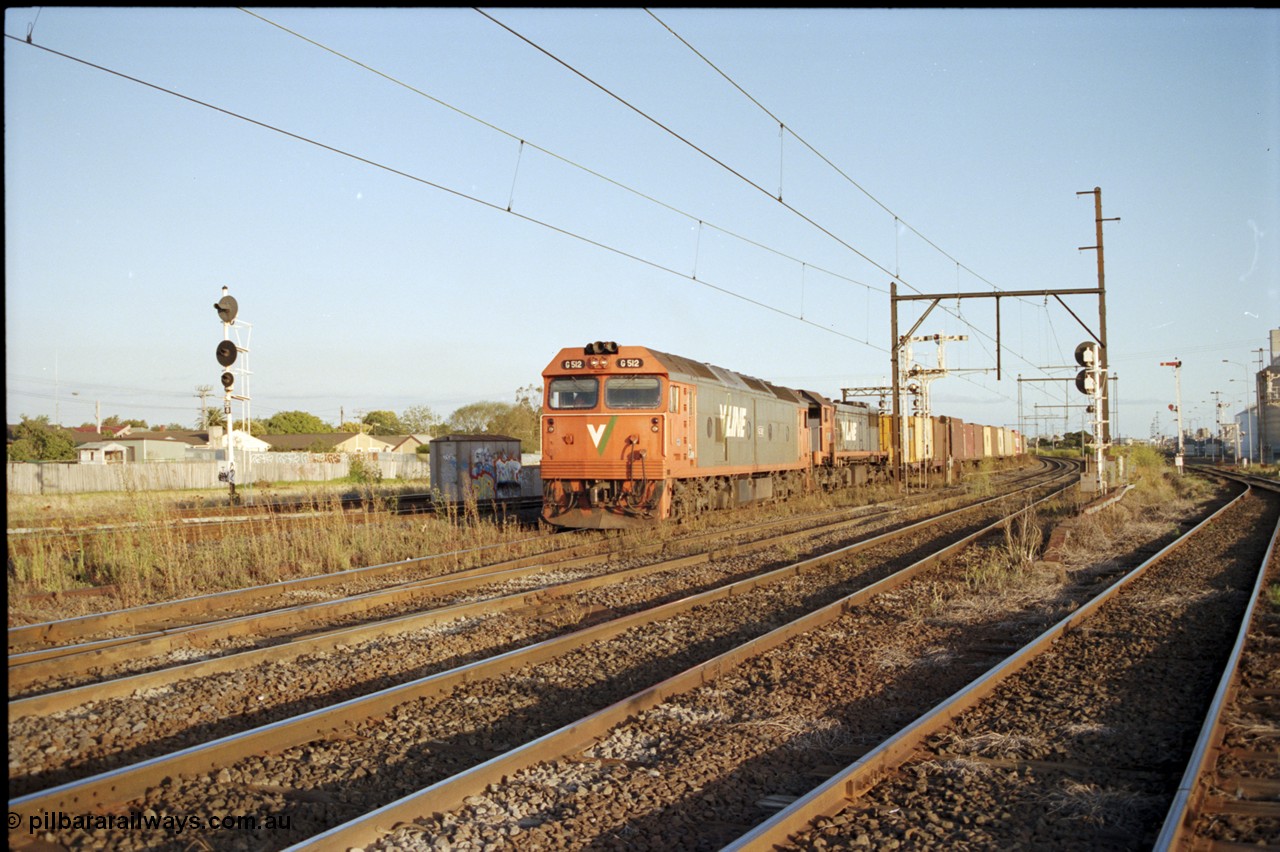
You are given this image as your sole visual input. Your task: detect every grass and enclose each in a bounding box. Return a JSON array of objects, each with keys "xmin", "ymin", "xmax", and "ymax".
[
  {"xmin": 1039, "ymin": 779, "xmax": 1158, "ymax": 833},
  {"xmin": 6, "ymin": 457, "xmax": 1032, "ymax": 624},
  {"xmin": 6, "ymin": 482, "xmax": 555, "ymax": 623},
  {"xmin": 958, "ymin": 504, "xmax": 1044, "ymax": 595}
]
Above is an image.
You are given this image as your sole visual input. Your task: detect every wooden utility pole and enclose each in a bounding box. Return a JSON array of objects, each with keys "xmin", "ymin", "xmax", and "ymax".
[
  {"xmin": 890, "ymin": 282, "xmax": 901, "ymax": 480},
  {"xmin": 1076, "ymin": 187, "xmax": 1119, "ymax": 444},
  {"xmin": 888, "ymin": 188, "xmax": 1117, "ymax": 488}
]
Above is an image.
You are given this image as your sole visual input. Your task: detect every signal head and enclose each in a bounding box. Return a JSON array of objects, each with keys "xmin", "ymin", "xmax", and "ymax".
[
  {"xmin": 216, "ymin": 340, "xmax": 237, "ymax": 367},
  {"xmin": 1074, "ymin": 341, "xmax": 1098, "ymax": 368},
  {"xmin": 214, "ymin": 295, "xmax": 239, "ymax": 324}
]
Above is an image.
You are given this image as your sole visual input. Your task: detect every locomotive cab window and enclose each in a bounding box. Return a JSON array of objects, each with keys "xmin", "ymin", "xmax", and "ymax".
[
  {"xmin": 548, "ymin": 377, "xmax": 599, "ymax": 410},
  {"xmin": 605, "ymin": 376, "xmax": 662, "ymax": 410}
]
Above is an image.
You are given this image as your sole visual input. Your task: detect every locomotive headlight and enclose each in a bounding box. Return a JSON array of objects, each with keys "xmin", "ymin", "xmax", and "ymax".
[{"xmin": 651, "ymin": 417, "xmax": 660, "ymax": 433}]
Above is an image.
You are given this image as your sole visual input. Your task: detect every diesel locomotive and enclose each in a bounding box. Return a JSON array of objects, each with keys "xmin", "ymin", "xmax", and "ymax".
[{"xmin": 540, "ymin": 341, "xmax": 1021, "ymax": 529}]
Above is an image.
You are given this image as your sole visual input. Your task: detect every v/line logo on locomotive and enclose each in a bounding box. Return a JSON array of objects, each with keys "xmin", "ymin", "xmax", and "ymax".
[
  {"xmin": 587, "ymin": 417, "xmax": 617, "ymax": 455},
  {"xmin": 718, "ymin": 404, "xmax": 748, "ymax": 439},
  {"xmin": 586, "ymin": 405, "xmax": 753, "ymax": 451}
]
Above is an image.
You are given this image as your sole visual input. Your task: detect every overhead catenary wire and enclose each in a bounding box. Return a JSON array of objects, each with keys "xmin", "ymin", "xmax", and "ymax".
[
  {"xmin": 644, "ymin": 8, "xmax": 1072, "ymax": 388},
  {"xmin": 10, "ymin": 12, "xmax": 1072, "ymax": 410},
  {"xmin": 472, "ymin": 9, "xmax": 1036, "ymax": 396},
  {"xmin": 474, "ymin": 8, "xmax": 907, "ymax": 292},
  {"xmin": 238, "ymin": 7, "xmax": 885, "ymax": 301},
  {"xmin": 4, "ymin": 31, "xmax": 883, "ymax": 356},
  {"xmin": 648, "ymin": 7, "xmax": 1045, "ymax": 302}
]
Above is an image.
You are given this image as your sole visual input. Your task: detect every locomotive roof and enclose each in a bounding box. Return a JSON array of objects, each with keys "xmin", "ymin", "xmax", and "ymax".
[
  {"xmin": 547, "ymin": 344, "xmax": 880, "ymax": 414},
  {"xmin": 646, "ymin": 348, "xmax": 805, "ymax": 404}
]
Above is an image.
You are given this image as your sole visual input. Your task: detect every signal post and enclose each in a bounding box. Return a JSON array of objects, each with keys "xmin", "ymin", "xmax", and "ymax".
[{"xmin": 214, "ymin": 288, "xmax": 250, "ymax": 502}]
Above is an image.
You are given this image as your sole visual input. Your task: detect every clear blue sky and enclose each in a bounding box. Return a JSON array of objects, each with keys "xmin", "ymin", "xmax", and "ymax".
[{"xmin": 6, "ymin": 8, "xmax": 1278, "ymax": 442}]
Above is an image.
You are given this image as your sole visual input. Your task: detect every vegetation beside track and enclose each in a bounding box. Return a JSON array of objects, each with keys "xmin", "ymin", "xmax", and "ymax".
[
  {"xmin": 6, "ymin": 482, "xmax": 546, "ymax": 624},
  {"xmin": 4, "ymin": 457, "xmax": 1024, "ymax": 625}
]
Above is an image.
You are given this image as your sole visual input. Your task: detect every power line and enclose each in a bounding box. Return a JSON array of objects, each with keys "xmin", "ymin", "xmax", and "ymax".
[
  {"xmin": 238, "ymin": 8, "xmax": 886, "ymax": 300},
  {"xmin": 475, "ymin": 10, "xmax": 1068, "ymax": 391},
  {"xmin": 474, "ymin": 8, "xmax": 906, "ymax": 290},
  {"xmin": 642, "ymin": 9, "xmax": 1065, "ymax": 384},
  {"xmin": 6, "ymin": 32, "xmax": 884, "ymax": 354}
]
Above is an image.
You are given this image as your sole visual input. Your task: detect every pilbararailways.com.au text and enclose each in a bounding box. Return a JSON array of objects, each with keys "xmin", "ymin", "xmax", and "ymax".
[{"xmin": 13, "ymin": 810, "xmax": 293, "ymax": 835}]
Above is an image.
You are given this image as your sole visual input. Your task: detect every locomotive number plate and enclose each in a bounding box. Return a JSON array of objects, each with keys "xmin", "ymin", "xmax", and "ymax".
[{"xmin": 560, "ymin": 357, "xmax": 644, "ymax": 370}]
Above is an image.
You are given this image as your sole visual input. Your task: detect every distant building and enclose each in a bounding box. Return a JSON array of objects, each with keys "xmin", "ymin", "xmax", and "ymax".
[
  {"xmin": 259, "ymin": 433, "xmax": 395, "ymax": 454},
  {"xmin": 96, "ymin": 431, "xmax": 205, "ymax": 462},
  {"xmin": 69, "ymin": 427, "xmax": 270, "ymax": 462},
  {"xmin": 380, "ymin": 434, "xmax": 431, "ymax": 454},
  {"xmin": 1258, "ymin": 329, "xmax": 1280, "ymax": 464},
  {"xmin": 77, "ymin": 441, "xmax": 128, "ymax": 464}
]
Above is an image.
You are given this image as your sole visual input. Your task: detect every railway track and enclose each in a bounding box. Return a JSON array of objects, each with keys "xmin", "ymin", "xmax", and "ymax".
[
  {"xmin": 6, "ymin": 493, "xmax": 543, "ymax": 560},
  {"xmin": 728, "ymin": 478, "xmax": 1279, "ymax": 850},
  {"xmin": 1155, "ymin": 466, "xmax": 1280, "ymax": 849},
  {"xmin": 8, "ymin": 461, "xmax": 1074, "ymax": 848},
  {"xmin": 7, "ymin": 460, "xmax": 1060, "ymax": 674},
  {"xmin": 7, "ymin": 462, "xmax": 1048, "ymax": 654}
]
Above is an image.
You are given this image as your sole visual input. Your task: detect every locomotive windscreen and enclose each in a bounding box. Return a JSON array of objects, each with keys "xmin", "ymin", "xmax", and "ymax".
[
  {"xmin": 547, "ymin": 377, "xmax": 598, "ymax": 410},
  {"xmin": 604, "ymin": 376, "xmax": 662, "ymax": 409}
]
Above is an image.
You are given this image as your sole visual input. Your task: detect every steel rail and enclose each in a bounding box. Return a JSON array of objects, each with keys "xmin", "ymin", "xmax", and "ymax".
[
  {"xmin": 10, "ymin": 469, "xmax": 1065, "ymax": 718},
  {"xmin": 6, "ymin": 494, "xmax": 542, "ymax": 539},
  {"xmin": 6, "ymin": 535, "xmax": 664, "ymax": 691},
  {"xmin": 1152, "ymin": 490, "xmax": 1280, "ymax": 849},
  {"xmin": 7, "ymin": 457, "xmax": 1053, "ymax": 655},
  {"xmin": 7, "ymin": 476, "xmax": 1072, "ymax": 828},
  {"xmin": 6, "ymin": 496, "xmax": 894, "ymax": 685},
  {"xmin": 282, "ymin": 482, "xmax": 1073, "ymax": 850},
  {"xmin": 7, "ymin": 530, "xmax": 589, "ymax": 653},
  {"xmin": 720, "ymin": 486, "xmax": 1251, "ymax": 851},
  {"xmin": 9, "ymin": 461, "xmax": 1061, "ymax": 690},
  {"xmin": 10, "ymin": 461, "xmax": 1066, "ymax": 708},
  {"xmin": 5, "ymin": 476, "xmax": 1024, "ymax": 717}
]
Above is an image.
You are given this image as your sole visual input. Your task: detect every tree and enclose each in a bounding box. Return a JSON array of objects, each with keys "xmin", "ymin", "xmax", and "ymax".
[
  {"xmin": 491, "ymin": 385, "xmax": 540, "ymax": 450},
  {"xmin": 102, "ymin": 415, "xmax": 148, "ymax": 430},
  {"xmin": 362, "ymin": 409, "xmax": 408, "ymax": 436},
  {"xmin": 446, "ymin": 401, "xmax": 508, "ymax": 434},
  {"xmin": 444, "ymin": 386, "xmax": 542, "ymax": 451},
  {"xmin": 264, "ymin": 410, "xmax": 331, "ymax": 434},
  {"xmin": 401, "ymin": 404, "xmax": 443, "ymax": 436},
  {"xmin": 1061, "ymin": 430, "xmax": 1092, "ymax": 449},
  {"xmin": 7, "ymin": 416, "xmax": 77, "ymax": 461}
]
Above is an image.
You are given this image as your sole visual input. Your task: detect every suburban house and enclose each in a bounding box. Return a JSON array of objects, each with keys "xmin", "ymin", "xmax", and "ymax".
[
  {"xmin": 380, "ymin": 434, "xmax": 432, "ymax": 454},
  {"xmin": 259, "ymin": 433, "xmax": 395, "ymax": 454},
  {"xmin": 76, "ymin": 441, "xmax": 129, "ymax": 464},
  {"xmin": 70, "ymin": 428, "xmax": 270, "ymax": 463}
]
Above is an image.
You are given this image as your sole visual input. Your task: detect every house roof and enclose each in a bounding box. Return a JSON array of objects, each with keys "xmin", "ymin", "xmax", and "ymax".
[
  {"xmin": 380, "ymin": 434, "xmax": 428, "ymax": 449},
  {"xmin": 66, "ymin": 427, "xmax": 138, "ymax": 445},
  {"xmin": 77, "ymin": 441, "xmax": 128, "ymax": 450},
  {"xmin": 259, "ymin": 433, "xmax": 393, "ymax": 451},
  {"xmin": 102, "ymin": 431, "xmax": 207, "ymax": 446}
]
